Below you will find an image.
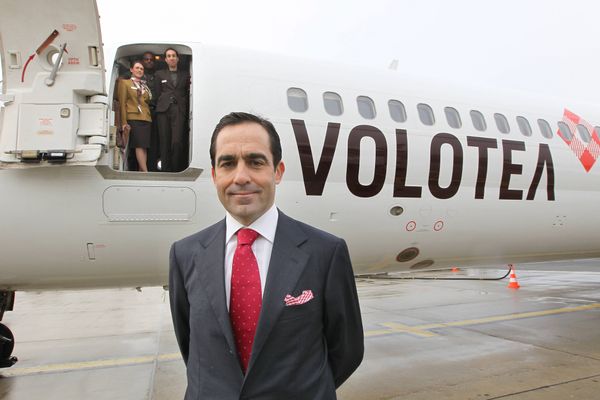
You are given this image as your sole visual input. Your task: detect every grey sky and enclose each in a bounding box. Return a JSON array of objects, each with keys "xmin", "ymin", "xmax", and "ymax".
[
  {"xmin": 2, "ymin": 1, "xmax": 598, "ymax": 105},
  {"xmin": 95, "ymin": 0, "xmax": 600, "ymax": 103}
]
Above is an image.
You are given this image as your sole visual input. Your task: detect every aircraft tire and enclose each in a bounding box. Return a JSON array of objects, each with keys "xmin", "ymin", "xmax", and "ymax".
[{"xmin": 0, "ymin": 323, "xmax": 15, "ymax": 366}]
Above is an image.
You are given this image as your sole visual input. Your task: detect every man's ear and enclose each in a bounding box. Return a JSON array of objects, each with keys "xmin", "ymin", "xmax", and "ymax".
[
  {"xmin": 211, "ymin": 167, "xmax": 216, "ymax": 182},
  {"xmin": 275, "ymin": 161, "xmax": 285, "ymax": 184}
]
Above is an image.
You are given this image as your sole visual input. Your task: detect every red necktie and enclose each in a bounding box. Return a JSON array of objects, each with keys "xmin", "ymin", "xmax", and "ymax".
[{"xmin": 230, "ymin": 228, "xmax": 261, "ymax": 373}]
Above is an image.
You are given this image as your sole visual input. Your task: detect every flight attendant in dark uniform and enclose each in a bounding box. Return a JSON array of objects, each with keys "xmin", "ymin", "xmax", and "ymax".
[
  {"xmin": 118, "ymin": 60, "xmax": 152, "ymax": 172},
  {"xmin": 155, "ymin": 48, "xmax": 190, "ymax": 172}
]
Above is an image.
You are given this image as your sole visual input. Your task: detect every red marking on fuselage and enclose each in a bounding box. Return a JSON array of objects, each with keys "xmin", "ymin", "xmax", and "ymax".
[
  {"xmin": 21, "ymin": 54, "xmax": 35, "ymax": 83},
  {"xmin": 559, "ymin": 109, "xmax": 600, "ymax": 172}
]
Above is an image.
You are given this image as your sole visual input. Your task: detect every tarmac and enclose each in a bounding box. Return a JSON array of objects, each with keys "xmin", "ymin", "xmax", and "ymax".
[{"xmin": 1, "ymin": 262, "xmax": 599, "ymax": 399}]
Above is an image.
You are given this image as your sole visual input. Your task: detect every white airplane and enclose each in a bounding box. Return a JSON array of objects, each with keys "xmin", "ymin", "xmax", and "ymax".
[{"xmin": 1, "ymin": 0, "xmax": 599, "ymax": 368}]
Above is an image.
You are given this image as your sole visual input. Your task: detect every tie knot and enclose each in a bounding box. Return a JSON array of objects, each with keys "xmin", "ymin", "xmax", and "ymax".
[{"xmin": 237, "ymin": 228, "xmax": 259, "ymax": 246}]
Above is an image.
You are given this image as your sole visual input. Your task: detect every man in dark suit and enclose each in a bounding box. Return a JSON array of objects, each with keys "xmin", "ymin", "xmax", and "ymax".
[
  {"xmin": 141, "ymin": 51, "xmax": 160, "ymax": 172},
  {"xmin": 154, "ymin": 48, "xmax": 190, "ymax": 172},
  {"xmin": 169, "ymin": 112, "xmax": 364, "ymax": 399}
]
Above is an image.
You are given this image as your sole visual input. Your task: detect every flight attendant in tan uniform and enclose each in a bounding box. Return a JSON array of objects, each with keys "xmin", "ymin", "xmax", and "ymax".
[{"xmin": 118, "ymin": 60, "xmax": 152, "ymax": 172}]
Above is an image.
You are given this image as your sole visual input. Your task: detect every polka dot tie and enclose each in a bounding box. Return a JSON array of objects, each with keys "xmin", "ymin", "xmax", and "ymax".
[{"xmin": 230, "ymin": 228, "xmax": 261, "ymax": 374}]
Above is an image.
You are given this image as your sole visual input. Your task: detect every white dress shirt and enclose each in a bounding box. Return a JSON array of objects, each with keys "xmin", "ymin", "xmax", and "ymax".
[{"xmin": 224, "ymin": 204, "xmax": 279, "ymax": 310}]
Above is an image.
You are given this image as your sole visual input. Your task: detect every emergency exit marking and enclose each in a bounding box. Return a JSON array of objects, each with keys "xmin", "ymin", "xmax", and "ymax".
[
  {"xmin": 38, "ymin": 118, "xmax": 52, "ymax": 126},
  {"xmin": 68, "ymin": 58, "xmax": 80, "ymax": 65},
  {"xmin": 62, "ymin": 24, "xmax": 77, "ymax": 31}
]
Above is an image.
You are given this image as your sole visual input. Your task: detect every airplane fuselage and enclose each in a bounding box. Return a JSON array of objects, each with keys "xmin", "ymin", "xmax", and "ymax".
[
  {"xmin": 3, "ymin": 0, "xmax": 600, "ymax": 372},
  {"xmin": 1, "ymin": 43, "xmax": 600, "ymax": 290}
]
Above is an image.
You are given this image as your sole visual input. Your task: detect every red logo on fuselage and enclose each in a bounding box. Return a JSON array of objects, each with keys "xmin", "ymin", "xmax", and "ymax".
[{"xmin": 559, "ymin": 109, "xmax": 600, "ymax": 172}]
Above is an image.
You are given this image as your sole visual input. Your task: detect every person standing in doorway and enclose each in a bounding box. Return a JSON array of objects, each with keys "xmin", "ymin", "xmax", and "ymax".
[
  {"xmin": 141, "ymin": 51, "xmax": 159, "ymax": 171},
  {"xmin": 155, "ymin": 48, "xmax": 190, "ymax": 172},
  {"xmin": 127, "ymin": 51, "xmax": 158, "ymax": 171},
  {"xmin": 117, "ymin": 60, "xmax": 152, "ymax": 172}
]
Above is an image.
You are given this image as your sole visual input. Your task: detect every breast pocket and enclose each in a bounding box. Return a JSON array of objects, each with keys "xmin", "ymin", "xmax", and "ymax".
[{"xmin": 278, "ymin": 296, "xmax": 321, "ymax": 322}]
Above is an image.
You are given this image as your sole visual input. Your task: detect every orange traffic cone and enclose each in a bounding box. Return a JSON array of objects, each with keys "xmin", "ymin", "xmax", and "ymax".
[{"xmin": 507, "ymin": 265, "xmax": 520, "ymax": 289}]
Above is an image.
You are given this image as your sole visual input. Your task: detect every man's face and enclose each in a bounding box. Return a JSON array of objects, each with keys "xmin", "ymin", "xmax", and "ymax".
[
  {"xmin": 211, "ymin": 122, "xmax": 285, "ymax": 226},
  {"xmin": 142, "ymin": 53, "xmax": 155, "ymax": 70},
  {"xmin": 165, "ymin": 49, "xmax": 179, "ymax": 69}
]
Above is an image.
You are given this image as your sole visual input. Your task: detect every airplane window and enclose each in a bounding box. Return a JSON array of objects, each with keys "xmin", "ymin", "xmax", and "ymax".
[
  {"xmin": 388, "ymin": 100, "xmax": 407, "ymax": 122},
  {"xmin": 516, "ymin": 116, "xmax": 532, "ymax": 137},
  {"xmin": 494, "ymin": 113, "xmax": 510, "ymax": 134},
  {"xmin": 357, "ymin": 96, "xmax": 376, "ymax": 119},
  {"xmin": 557, "ymin": 121, "xmax": 573, "ymax": 141},
  {"xmin": 537, "ymin": 119, "xmax": 553, "ymax": 139},
  {"xmin": 323, "ymin": 92, "xmax": 343, "ymax": 116},
  {"xmin": 287, "ymin": 88, "xmax": 308, "ymax": 112},
  {"xmin": 417, "ymin": 103, "xmax": 435, "ymax": 126},
  {"xmin": 470, "ymin": 110, "xmax": 487, "ymax": 131},
  {"xmin": 444, "ymin": 107, "xmax": 462, "ymax": 129},
  {"xmin": 576, "ymin": 124, "xmax": 591, "ymax": 143}
]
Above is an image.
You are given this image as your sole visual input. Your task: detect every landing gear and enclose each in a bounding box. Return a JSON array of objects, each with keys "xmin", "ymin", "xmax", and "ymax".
[
  {"xmin": 0, "ymin": 323, "xmax": 17, "ymax": 367},
  {"xmin": 0, "ymin": 291, "xmax": 17, "ymax": 368}
]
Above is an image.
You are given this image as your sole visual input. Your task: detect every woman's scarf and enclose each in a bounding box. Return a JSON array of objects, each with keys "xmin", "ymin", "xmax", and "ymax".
[{"xmin": 131, "ymin": 77, "xmax": 152, "ymax": 113}]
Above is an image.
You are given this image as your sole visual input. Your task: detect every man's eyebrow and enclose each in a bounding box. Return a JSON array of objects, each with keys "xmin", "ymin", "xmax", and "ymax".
[
  {"xmin": 217, "ymin": 154, "xmax": 236, "ymax": 164},
  {"xmin": 244, "ymin": 153, "xmax": 269, "ymax": 163}
]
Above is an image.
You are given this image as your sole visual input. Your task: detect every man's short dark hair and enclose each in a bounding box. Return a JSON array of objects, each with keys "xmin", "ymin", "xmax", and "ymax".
[
  {"xmin": 164, "ymin": 47, "xmax": 179, "ymax": 58},
  {"xmin": 210, "ymin": 112, "xmax": 282, "ymax": 169}
]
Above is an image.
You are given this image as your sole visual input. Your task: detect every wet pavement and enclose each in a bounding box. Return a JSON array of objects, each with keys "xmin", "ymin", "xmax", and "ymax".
[{"xmin": 1, "ymin": 264, "xmax": 599, "ymax": 399}]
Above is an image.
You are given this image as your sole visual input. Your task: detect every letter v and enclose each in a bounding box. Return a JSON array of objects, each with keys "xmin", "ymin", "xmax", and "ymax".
[{"xmin": 291, "ymin": 119, "xmax": 340, "ymax": 195}]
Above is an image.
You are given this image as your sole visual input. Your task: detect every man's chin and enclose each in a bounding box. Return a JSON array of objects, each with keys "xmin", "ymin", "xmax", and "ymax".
[
  {"xmin": 229, "ymin": 203, "xmax": 250, "ymax": 215},
  {"xmin": 232, "ymin": 196, "xmax": 255, "ymax": 205}
]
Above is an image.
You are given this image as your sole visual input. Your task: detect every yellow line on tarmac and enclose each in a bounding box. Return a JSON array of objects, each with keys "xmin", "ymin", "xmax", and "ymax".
[
  {"xmin": 2, "ymin": 303, "xmax": 599, "ymax": 378},
  {"xmin": 1, "ymin": 353, "xmax": 181, "ymax": 378},
  {"xmin": 365, "ymin": 302, "xmax": 600, "ymax": 338}
]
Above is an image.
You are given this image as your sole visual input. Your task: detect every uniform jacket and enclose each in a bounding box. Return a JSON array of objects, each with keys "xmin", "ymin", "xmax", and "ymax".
[
  {"xmin": 154, "ymin": 68, "xmax": 190, "ymax": 113},
  {"xmin": 117, "ymin": 78, "xmax": 152, "ymax": 125},
  {"xmin": 169, "ymin": 210, "xmax": 364, "ymax": 400},
  {"xmin": 143, "ymin": 71, "xmax": 157, "ymax": 110}
]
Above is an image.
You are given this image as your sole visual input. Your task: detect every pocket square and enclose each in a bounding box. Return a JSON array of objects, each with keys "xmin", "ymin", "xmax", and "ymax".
[{"xmin": 284, "ymin": 290, "xmax": 314, "ymax": 306}]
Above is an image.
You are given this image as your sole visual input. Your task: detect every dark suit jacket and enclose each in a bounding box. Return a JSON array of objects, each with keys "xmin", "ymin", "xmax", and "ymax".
[
  {"xmin": 143, "ymin": 71, "xmax": 156, "ymax": 110},
  {"xmin": 154, "ymin": 68, "xmax": 190, "ymax": 113},
  {"xmin": 169, "ymin": 210, "xmax": 364, "ymax": 400}
]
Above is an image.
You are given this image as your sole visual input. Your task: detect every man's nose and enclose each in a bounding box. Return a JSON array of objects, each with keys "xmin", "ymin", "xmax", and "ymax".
[{"xmin": 233, "ymin": 163, "xmax": 251, "ymax": 184}]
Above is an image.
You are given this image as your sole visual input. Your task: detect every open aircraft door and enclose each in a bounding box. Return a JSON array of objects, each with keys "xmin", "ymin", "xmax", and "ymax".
[{"xmin": 0, "ymin": 0, "xmax": 108, "ymax": 167}]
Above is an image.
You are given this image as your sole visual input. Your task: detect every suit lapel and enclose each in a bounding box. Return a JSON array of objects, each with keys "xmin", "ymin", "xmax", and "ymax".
[
  {"xmin": 194, "ymin": 220, "xmax": 236, "ymax": 352},
  {"xmin": 247, "ymin": 212, "xmax": 309, "ymax": 374}
]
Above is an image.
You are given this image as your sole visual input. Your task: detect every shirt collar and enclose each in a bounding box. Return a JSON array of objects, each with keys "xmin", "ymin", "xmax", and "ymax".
[{"xmin": 225, "ymin": 204, "xmax": 279, "ymax": 244}]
